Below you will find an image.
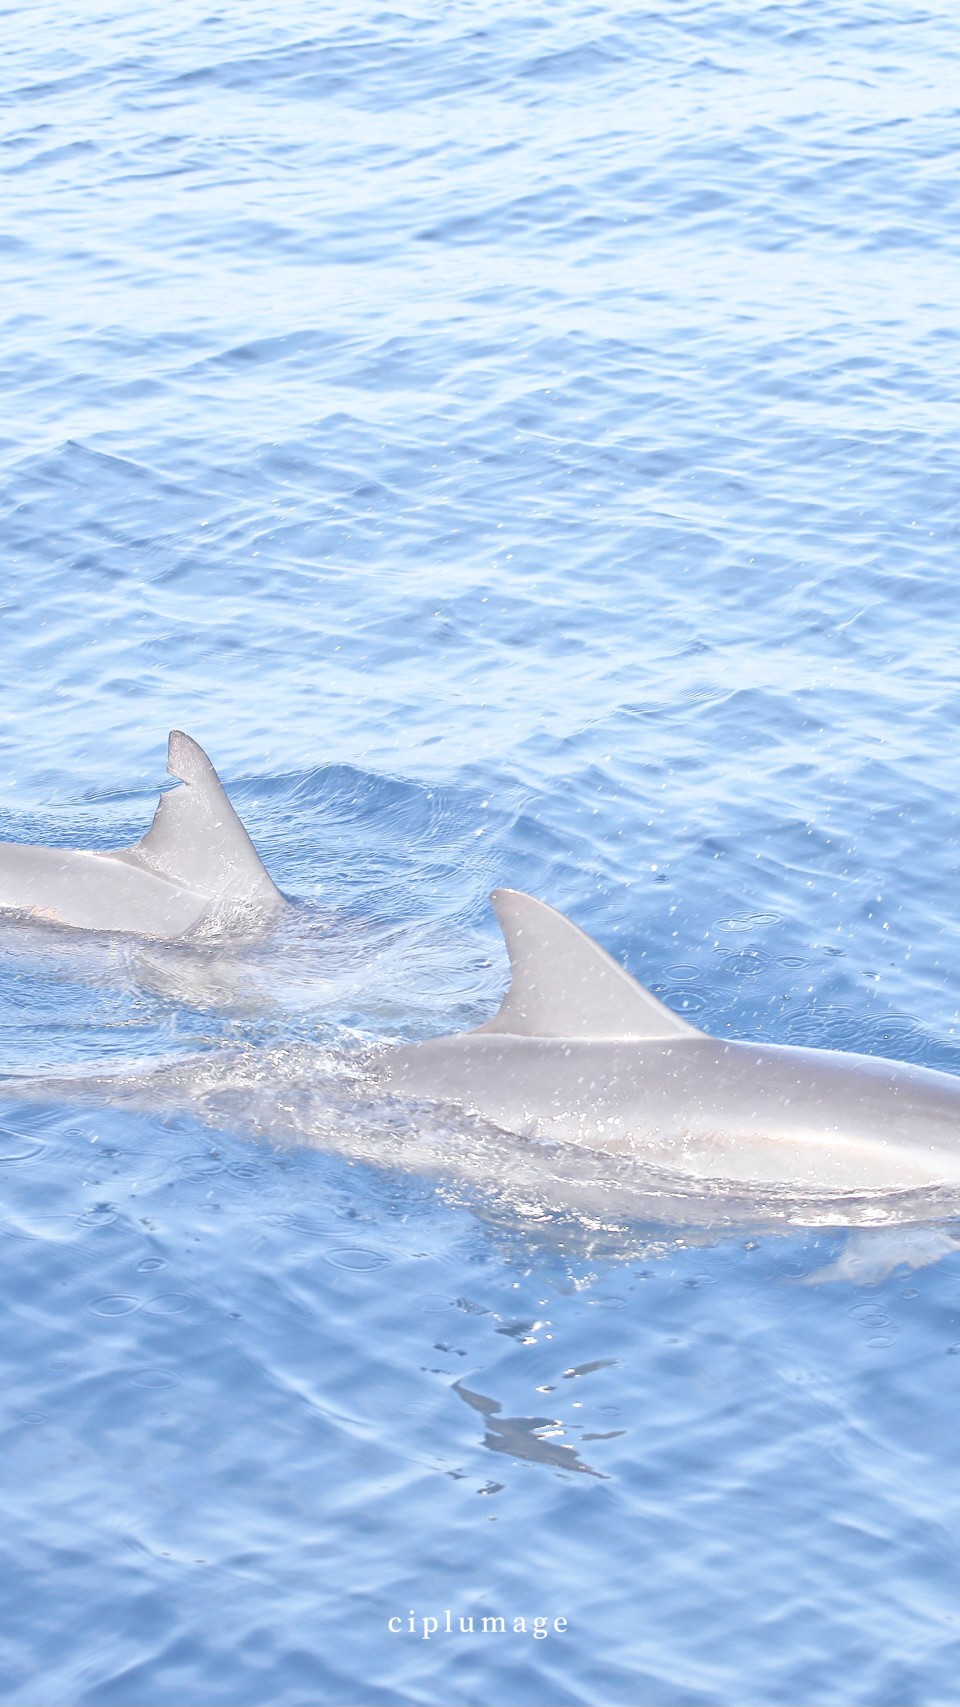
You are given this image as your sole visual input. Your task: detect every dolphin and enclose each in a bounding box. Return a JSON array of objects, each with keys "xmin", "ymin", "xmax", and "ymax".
[
  {"xmin": 4, "ymin": 884, "xmax": 960, "ymax": 1269},
  {"xmin": 0, "ymin": 730, "xmax": 284, "ymax": 938},
  {"xmin": 381, "ymin": 890, "xmax": 960, "ymax": 1196}
]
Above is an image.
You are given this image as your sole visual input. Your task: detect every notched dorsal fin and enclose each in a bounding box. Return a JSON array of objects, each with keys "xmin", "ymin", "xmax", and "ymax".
[
  {"xmin": 476, "ymin": 889, "xmax": 700, "ymax": 1041},
  {"xmin": 120, "ymin": 731, "xmax": 283, "ymax": 904}
]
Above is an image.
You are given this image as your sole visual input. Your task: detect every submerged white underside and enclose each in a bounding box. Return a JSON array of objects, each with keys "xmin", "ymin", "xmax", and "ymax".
[{"xmin": 582, "ymin": 1126, "xmax": 960, "ymax": 1193}]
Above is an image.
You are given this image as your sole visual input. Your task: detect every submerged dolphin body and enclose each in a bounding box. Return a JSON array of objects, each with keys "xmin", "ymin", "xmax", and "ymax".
[
  {"xmin": 4, "ymin": 886, "xmax": 960, "ymax": 1270},
  {"xmin": 0, "ymin": 731, "xmax": 284, "ymax": 938},
  {"xmin": 382, "ymin": 890, "xmax": 960, "ymax": 1195}
]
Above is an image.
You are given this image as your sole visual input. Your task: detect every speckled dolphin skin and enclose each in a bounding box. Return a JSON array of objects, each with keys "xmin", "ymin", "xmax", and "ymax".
[
  {"xmin": 383, "ymin": 890, "xmax": 960, "ymax": 1194},
  {"xmin": 0, "ymin": 730, "xmax": 284, "ymax": 938}
]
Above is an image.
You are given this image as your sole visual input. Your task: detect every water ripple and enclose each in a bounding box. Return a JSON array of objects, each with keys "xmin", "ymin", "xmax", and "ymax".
[{"xmin": 3, "ymin": 0, "xmax": 960, "ymax": 1703}]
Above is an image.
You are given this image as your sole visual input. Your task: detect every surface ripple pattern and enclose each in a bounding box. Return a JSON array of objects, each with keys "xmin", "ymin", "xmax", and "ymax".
[{"xmin": 3, "ymin": 3, "xmax": 960, "ymax": 1704}]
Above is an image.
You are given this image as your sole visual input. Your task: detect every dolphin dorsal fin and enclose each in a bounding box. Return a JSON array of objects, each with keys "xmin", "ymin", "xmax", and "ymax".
[
  {"xmin": 120, "ymin": 731, "xmax": 282, "ymax": 904},
  {"xmin": 476, "ymin": 889, "xmax": 699, "ymax": 1041}
]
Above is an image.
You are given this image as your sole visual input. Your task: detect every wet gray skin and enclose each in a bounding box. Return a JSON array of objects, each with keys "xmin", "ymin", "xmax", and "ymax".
[
  {"xmin": 0, "ymin": 731, "xmax": 284, "ymax": 938},
  {"xmin": 3, "ymin": 763, "xmax": 960, "ymax": 1207},
  {"xmin": 3, "ymin": 886, "xmax": 960, "ymax": 1272},
  {"xmin": 383, "ymin": 890, "xmax": 960, "ymax": 1194}
]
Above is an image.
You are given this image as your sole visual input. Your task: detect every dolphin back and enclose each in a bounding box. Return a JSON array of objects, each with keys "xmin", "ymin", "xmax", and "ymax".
[{"xmin": 0, "ymin": 731, "xmax": 284, "ymax": 938}]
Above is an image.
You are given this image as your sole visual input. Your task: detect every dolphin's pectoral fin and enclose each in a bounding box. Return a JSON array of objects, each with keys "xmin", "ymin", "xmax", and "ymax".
[
  {"xmin": 115, "ymin": 731, "xmax": 284, "ymax": 911},
  {"xmin": 476, "ymin": 889, "xmax": 700, "ymax": 1041}
]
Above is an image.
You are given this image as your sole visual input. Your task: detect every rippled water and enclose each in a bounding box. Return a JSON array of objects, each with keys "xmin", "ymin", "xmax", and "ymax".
[{"xmin": 4, "ymin": 2, "xmax": 960, "ymax": 1703}]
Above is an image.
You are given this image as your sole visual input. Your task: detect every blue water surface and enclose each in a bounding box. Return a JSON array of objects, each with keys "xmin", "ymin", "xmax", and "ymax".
[{"xmin": 3, "ymin": 2, "xmax": 960, "ymax": 1703}]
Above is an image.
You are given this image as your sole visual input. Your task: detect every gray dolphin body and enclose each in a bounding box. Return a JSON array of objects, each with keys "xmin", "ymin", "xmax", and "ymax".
[
  {"xmin": 383, "ymin": 890, "xmax": 960, "ymax": 1194},
  {"xmin": 0, "ymin": 731, "xmax": 284, "ymax": 938}
]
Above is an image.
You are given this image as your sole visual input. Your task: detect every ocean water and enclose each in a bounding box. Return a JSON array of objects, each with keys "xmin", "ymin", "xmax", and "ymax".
[{"xmin": 3, "ymin": 1, "xmax": 960, "ymax": 1702}]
